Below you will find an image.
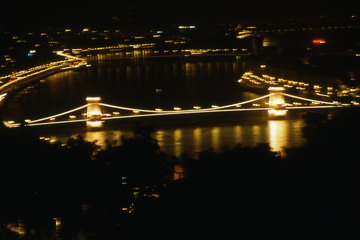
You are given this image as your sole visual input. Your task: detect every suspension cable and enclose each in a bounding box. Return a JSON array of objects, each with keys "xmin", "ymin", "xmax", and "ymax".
[
  {"xmin": 99, "ymin": 93, "xmax": 276, "ymax": 113},
  {"xmin": 29, "ymin": 104, "xmax": 89, "ymax": 123},
  {"xmin": 282, "ymin": 93, "xmax": 337, "ymax": 105}
]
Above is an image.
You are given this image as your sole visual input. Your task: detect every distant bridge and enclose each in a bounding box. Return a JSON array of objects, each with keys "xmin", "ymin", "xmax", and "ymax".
[{"xmin": 4, "ymin": 87, "xmax": 350, "ymax": 128}]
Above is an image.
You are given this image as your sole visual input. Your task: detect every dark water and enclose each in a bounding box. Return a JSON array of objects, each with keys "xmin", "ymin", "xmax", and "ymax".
[{"xmin": 2, "ymin": 52, "xmax": 307, "ymax": 155}]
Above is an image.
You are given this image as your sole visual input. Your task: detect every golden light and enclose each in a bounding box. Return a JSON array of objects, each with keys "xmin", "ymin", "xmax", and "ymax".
[
  {"xmin": 174, "ymin": 129, "xmax": 183, "ymax": 157},
  {"xmin": 268, "ymin": 120, "xmax": 288, "ymax": 156},
  {"xmin": 268, "ymin": 109, "xmax": 288, "ymax": 118},
  {"xmin": 268, "ymin": 86, "xmax": 285, "ymax": 92},
  {"xmin": 268, "ymin": 87, "xmax": 286, "ymax": 107},
  {"xmin": 54, "ymin": 218, "xmax": 62, "ymax": 227},
  {"xmin": 271, "ymin": 98, "xmax": 285, "ymax": 105},
  {"xmin": 86, "ymin": 120, "xmax": 104, "ymax": 128},
  {"xmin": 86, "ymin": 97, "xmax": 103, "ymax": 127}
]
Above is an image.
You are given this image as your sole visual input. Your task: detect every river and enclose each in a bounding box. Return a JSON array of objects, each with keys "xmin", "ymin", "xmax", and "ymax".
[{"xmin": 2, "ymin": 52, "xmax": 308, "ymax": 156}]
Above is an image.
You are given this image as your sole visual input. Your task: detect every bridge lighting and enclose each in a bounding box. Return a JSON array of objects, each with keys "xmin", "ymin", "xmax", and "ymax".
[
  {"xmin": 268, "ymin": 86, "xmax": 288, "ymax": 117},
  {"xmin": 268, "ymin": 109, "xmax": 288, "ymax": 118},
  {"xmin": 87, "ymin": 120, "xmax": 103, "ymax": 128},
  {"xmin": 268, "ymin": 87, "xmax": 286, "ymax": 105},
  {"xmin": 85, "ymin": 97, "xmax": 103, "ymax": 128},
  {"xmin": 50, "ymin": 117, "xmax": 56, "ymax": 120},
  {"xmin": 5, "ymin": 85, "xmax": 351, "ymax": 129}
]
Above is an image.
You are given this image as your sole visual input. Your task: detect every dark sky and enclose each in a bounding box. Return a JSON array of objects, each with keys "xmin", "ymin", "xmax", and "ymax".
[{"xmin": 1, "ymin": 0, "xmax": 358, "ymax": 29}]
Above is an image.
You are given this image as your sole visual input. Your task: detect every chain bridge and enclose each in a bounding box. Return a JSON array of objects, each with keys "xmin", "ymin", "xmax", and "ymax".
[{"xmin": 4, "ymin": 87, "xmax": 350, "ymax": 128}]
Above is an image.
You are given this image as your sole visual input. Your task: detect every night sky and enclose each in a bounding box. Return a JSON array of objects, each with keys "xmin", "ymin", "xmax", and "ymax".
[{"xmin": 0, "ymin": 0, "xmax": 358, "ymax": 29}]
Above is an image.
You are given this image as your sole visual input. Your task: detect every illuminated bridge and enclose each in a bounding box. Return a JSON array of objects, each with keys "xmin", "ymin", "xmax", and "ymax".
[{"xmin": 4, "ymin": 87, "xmax": 351, "ymax": 128}]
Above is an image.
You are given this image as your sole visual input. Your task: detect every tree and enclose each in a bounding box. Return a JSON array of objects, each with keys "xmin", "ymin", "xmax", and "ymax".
[{"xmin": 98, "ymin": 123, "xmax": 175, "ymax": 187}]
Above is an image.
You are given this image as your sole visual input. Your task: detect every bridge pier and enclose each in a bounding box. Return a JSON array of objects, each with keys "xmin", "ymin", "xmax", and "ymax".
[
  {"xmin": 86, "ymin": 97, "xmax": 103, "ymax": 128},
  {"xmin": 268, "ymin": 87, "xmax": 287, "ymax": 118}
]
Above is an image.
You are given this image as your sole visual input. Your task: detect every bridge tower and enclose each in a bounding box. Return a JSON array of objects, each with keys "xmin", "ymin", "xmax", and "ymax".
[
  {"xmin": 86, "ymin": 97, "xmax": 103, "ymax": 127},
  {"xmin": 268, "ymin": 87, "xmax": 287, "ymax": 118}
]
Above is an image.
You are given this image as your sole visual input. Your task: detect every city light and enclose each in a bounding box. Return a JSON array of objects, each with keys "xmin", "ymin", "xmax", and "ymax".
[{"xmin": 312, "ymin": 39, "xmax": 326, "ymax": 44}]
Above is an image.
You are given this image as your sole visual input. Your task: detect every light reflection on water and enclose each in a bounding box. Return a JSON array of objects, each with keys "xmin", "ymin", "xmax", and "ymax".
[
  {"xmin": 268, "ymin": 120, "xmax": 288, "ymax": 153},
  {"xmin": 193, "ymin": 128, "xmax": 202, "ymax": 153},
  {"xmin": 173, "ymin": 129, "xmax": 183, "ymax": 157},
  {"xmin": 234, "ymin": 125, "xmax": 242, "ymax": 144},
  {"xmin": 50, "ymin": 118, "xmax": 305, "ymax": 157},
  {"xmin": 211, "ymin": 127, "xmax": 220, "ymax": 152}
]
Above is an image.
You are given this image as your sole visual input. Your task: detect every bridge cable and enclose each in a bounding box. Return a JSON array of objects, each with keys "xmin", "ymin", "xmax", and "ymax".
[
  {"xmin": 282, "ymin": 93, "xmax": 338, "ymax": 105},
  {"xmin": 101, "ymin": 107, "xmax": 273, "ymax": 121},
  {"xmin": 29, "ymin": 104, "xmax": 90, "ymax": 123},
  {"xmin": 99, "ymin": 93, "xmax": 276, "ymax": 113}
]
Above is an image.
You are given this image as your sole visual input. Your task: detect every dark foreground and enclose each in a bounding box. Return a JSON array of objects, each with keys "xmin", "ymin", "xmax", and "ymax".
[{"xmin": 0, "ymin": 108, "xmax": 359, "ymax": 240}]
